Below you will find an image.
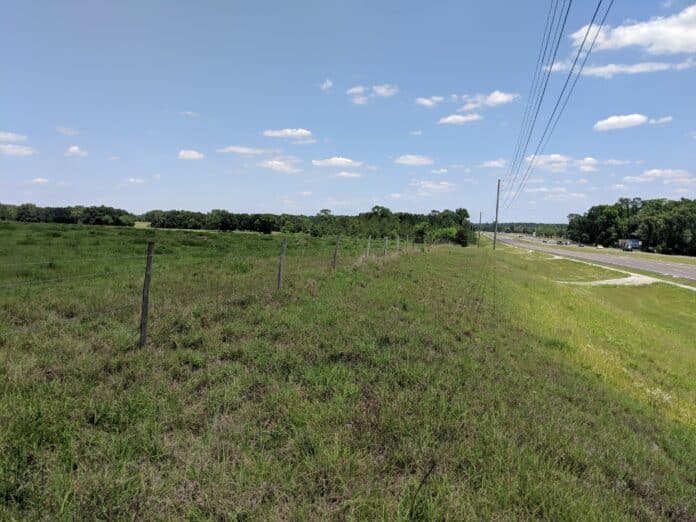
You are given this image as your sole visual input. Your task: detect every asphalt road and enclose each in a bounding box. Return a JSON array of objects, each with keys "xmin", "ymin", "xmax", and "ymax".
[{"xmin": 496, "ymin": 236, "xmax": 696, "ymax": 281}]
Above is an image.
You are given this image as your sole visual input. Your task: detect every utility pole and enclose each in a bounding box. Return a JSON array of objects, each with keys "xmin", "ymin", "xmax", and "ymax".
[
  {"xmin": 493, "ymin": 179, "xmax": 500, "ymax": 250},
  {"xmin": 477, "ymin": 211, "xmax": 482, "ymax": 248}
]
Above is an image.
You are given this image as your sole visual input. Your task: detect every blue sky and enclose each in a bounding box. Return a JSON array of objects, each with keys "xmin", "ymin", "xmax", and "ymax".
[{"xmin": 1, "ymin": 0, "xmax": 695, "ymax": 222}]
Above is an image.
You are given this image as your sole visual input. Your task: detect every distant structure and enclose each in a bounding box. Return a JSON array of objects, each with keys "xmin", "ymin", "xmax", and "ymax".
[{"xmin": 618, "ymin": 238, "xmax": 641, "ymax": 251}]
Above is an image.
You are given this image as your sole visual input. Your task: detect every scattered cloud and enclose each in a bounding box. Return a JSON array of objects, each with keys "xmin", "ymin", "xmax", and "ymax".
[
  {"xmin": 394, "ymin": 154, "xmax": 434, "ymax": 166},
  {"xmin": 372, "ymin": 84, "xmax": 399, "ymax": 97},
  {"xmin": 346, "ymin": 83, "xmax": 398, "ymax": 104},
  {"xmin": 611, "ymin": 183, "xmax": 626, "ymax": 190},
  {"xmin": 217, "ymin": 145, "xmax": 275, "ymax": 155},
  {"xmin": 64, "ymin": 145, "xmax": 87, "ymax": 157},
  {"xmin": 30, "ymin": 177, "xmax": 49, "ymax": 184},
  {"xmin": 480, "ymin": 158, "xmax": 507, "ymax": 168},
  {"xmin": 578, "ymin": 157, "xmax": 598, "ymax": 172},
  {"xmin": 152, "ymin": 174, "xmax": 161, "ymax": 180},
  {"xmin": 593, "ymin": 113, "xmax": 672, "ymax": 131},
  {"xmin": 107, "ymin": 155, "xmax": 120, "ymax": 161},
  {"xmin": 312, "ymin": 156, "xmax": 363, "ymax": 167},
  {"xmin": 292, "ymin": 138, "xmax": 317, "ymax": 145},
  {"xmin": 127, "ymin": 177, "xmax": 145, "ymax": 184},
  {"xmin": 571, "ymin": 5, "xmax": 696, "ymax": 55},
  {"xmin": 555, "ymin": 57, "xmax": 696, "ymax": 78},
  {"xmin": 0, "ymin": 131, "xmax": 27, "ymax": 142},
  {"xmin": 179, "ymin": 111, "xmax": 199, "ymax": 117},
  {"xmin": 299, "ymin": 191, "xmax": 312, "ymax": 197},
  {"xmin": 525, "ymin": 187, "xmax": 549, "ymax": 193},
  {"xmin": 432, "ymin": 168, "xmax": 448, "ymax": 174},
  {"xmin": 56, "ymin": 126, "xmax": 80, "ymax": 136},
  {"xmin": 415, "ymin": 96, "xmax": 444, "ymax": 107},
  {"xmin": 458, "ymin": 90, "xmax": 519, "ymax": 111},
  {"xmin": 409, "ymin": 130, "xmax": 423, "ymax": 136},
  {"xmin": 623, "ymin": 168, "xmax": 692, "ymax": 184},
  {"xmin": 334, "ymin": 171, "xmax": 362, "ymax": 178},
  {"xmin": 263, "ymin": 128, "xmax": 312, "ymax": 138},
  {"xmin": 178, "ymin": 149, "xmax": 204, "ymax": 160},
  {"xmin": 0, "ymin": 144, "xmax": 37, "ymax": 156},
  {"xmin": 438, "ymin": 113, "xmax": 483, "ymax": 125},
  {"xmin": 543, "ymin": 190, "xmax": 586, "ymax": 201},
  {"xmin": 386, "ymin": 193, "xmax": 403, "ymax": 200},
  {"xmin": 320, "ymin": 78, "xmax": 333, "ymax": 91},
  {"xmin": 410, "ymin": 179, "xmax": 456, "ymax": 196},
  {"xmin": 258, "ymin": 156, "xmax": 302, "ymax": 173}
]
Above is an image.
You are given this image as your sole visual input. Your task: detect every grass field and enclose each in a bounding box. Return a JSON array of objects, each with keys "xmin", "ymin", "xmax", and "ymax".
[{"xmin": 1, "ymin": 222, "xmax": 694, "ymax": 519}]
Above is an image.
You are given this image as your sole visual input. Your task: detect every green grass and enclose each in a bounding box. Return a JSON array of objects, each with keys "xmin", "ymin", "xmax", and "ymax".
[{"xmin": 0, "ymin": 223, "xmax": 694, "ymax": 519}]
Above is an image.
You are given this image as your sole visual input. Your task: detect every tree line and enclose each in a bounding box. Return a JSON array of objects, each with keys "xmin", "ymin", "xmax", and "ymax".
[
  {"xmin": 0, "ymin": 203, "xmax": 474, "ymax": 244},
  {"xmin": 477, "ymin": 222, "xmax": 567, "ymax": 237},
  {"xmin": 567, "ymin": 198, "xmax": 696, "ymax": 255}
]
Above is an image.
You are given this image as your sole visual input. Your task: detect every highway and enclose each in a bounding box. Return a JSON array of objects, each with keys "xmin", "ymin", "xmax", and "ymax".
[{"xmin": 495, "ymin": 235, "xmax": 696, "ymax": 281}]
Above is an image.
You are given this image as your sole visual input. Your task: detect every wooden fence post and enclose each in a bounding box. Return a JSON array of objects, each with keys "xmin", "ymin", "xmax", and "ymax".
[
  {"xmin": 138, "ymin": 241, "xmax": 155, "ymax": 348},
  {"xmin": 396, "ymin": 235, "xmax": 400, "ymax": 252},
  {"xmin": 366, "ymin": 235, "xmax": 371, "ymax": 258},
  {"xmin": 384, "ymin": 237, "xmax": 388, "ymax": 256},
  {"xmin": 277, "ymin": 238, "xmax": 287, "ymax": 289},
  {"xmin": 332, "ymin": 235, "xmax": 340, "ymax": 270}
]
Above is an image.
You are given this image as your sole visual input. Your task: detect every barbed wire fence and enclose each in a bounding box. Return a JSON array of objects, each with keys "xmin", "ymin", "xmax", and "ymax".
[{"xmin": 0, "ymin": 234, "xmax": 434, "ymax": 346}]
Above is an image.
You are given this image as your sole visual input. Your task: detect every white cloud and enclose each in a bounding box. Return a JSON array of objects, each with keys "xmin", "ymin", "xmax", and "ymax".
[
  {"xmin": 386, "ymin": 193, "xmax": 403, "ymax": 200},
  {"xmin": 293, "ymin": 138, "xmax": 317, "ymax": 145},
  {"xmin": 394, "ymin": 154, "xmax": 434, "ymax": 166},
  {"xmin": 611, "ymin": 183, "xmax": 626, "ymax": 190},
  {"xmin": 64, "ymin": 145, "xmax": 87, "ymax": 157},
  {"xmin": 320, "ymin": 78, "xmax": 333, "ymax": 91},
  {"xmin": 432, "ymin": 168, "xmax": 448, "ymax": 174},
  {"xmin": 107, "ymin": 155, "xmax": 120, "ymax": 161},
  {"xmin": 263, "ymin": 128, "xmax": 312, "ymax": 138},
  {"xmin": 526, "ymin": 153, "xmax": 572, "ymax": 172},
  {"xmin": 480, "ymin": 158, "xmax": 507, "ymax": 168},
  {"xmin": 415, "ymin": 96, "xmax": 444, "ymax": 107},
  {"xmin": 578, "ymin": 157, "xmax": 598, "ymax": 172},
  {"xmin": 605, "ymin": 159, "xmax": 634, "ymax": 166},
  {"xmin": 0, "ymin": 131, "xmax": 27, "ymax": 142},
  {"xmin": 346, "ymin": 84, "xmax": 398, "ymax": 104},
  {"xmin": 593, "ymin": 114, "xmax": 648, "ymax": 131},
  {"xmin": 334, "ymin": 171, "xmax": 362, "ymax": 178},
  {"xmin": 571, "ymin": 58, "xmax": 696, "ymax": 78},
  {"xmin": 372, "ymin": 84, "xmax": 399, "ymax": 97},
  {"xmin": 217, "ymin": 145, "xmax": 275, "ymax": 155},
  {"xmin": 525, "ymin": 187, "xmax": 549, "ymax": 193},
  {"xmin": 258, "ymin": 157, "xmax": 302, "ymax": 173},
  {"xmin": 30, "ymin": 177, "xmax": 49, "ymax": 184},
  {"xmin": 179, "ymin": 111, "xmax": 199, "ymax": 117},
  {"xmin": 312, "ymin": 156, "xmax": 363, "ymax": 167},
  {"xmin": 623, "ymin": 168, "xmax": 691, "ymax": 184},
  {"xmin": 594, "ymin": 113, "xmax": 672, "ymax": 131},
  {"xmin": 152, "ymin": 174, "xmax": 161, "ymax": 180},
  {"xmin": 178, "ymin": 149, "xmax": 204, "ymax": 160},
  {"xmin": 56, "ymin": 126, "xmax": 80, "ymax": 136},
  {"xmin": 299, "ymin": 191, "xmax": 312, "ymax": 197},
  {"xmin": 410, "ymin": 179, "xmax": 456, "ymax": 195},
  {"xmin": 438, "ymin": 113, "xmax": 483, "ymax": 125},
  {"xmin": 127, "ymin": 177, "xmax": 145, "ymax": 184},
  {"xmin": 649, "ymin": 115, "xmax": 673, "ymax": 125},
  {"xmin": 544, "ymin": 191, "xmax": 586, "ymax": 201},
  {"xmin": 571, "ymin": 5, "xmax": 696, "ymax": 55},
  {"xmin": 0, "ymin": 144, "xmax": 37, "ymax": 156},
  {"xmin": 459, "ymin": 90, "xmax": 519, "ymax": 111},
  {"xmin": 409, "ymin": 130, "xmax": 423, "ymax": 136}
]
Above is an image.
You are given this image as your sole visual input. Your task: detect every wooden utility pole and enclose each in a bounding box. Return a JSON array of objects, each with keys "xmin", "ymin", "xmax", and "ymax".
[
  {"xmin": 493, "ymin": 179, "xmax": 500, "ymax": 250},
  {"xmin": 138, "ymin": 241, "xmax": 155, "ymax": 348},
  {"xmin": 277, "ymin": 238, "xmax": 287, "ymax": 289}
]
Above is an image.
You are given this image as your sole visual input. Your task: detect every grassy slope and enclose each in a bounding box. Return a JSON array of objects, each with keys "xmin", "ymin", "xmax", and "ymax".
[{"xmin": 0, "ymin": 223, "xmax": 694, "ymax": 520}]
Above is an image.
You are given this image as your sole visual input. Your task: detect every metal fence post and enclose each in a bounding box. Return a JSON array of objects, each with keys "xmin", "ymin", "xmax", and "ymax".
[{"xmin": 138, "ymin": 241, "xmax": 155, "ymax": 348}]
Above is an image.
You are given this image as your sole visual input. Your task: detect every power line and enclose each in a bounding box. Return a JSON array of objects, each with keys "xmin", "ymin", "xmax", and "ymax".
[
  {"xmin": 502, "ymin": 0, "xmax": 574, "ymax": 207},
  {"xmin": 505, "ymin": 0, "xmax": 558, "ymax": 186},
  {"xmin": 505, "ymin": 0, "xmax": 614, "ymax": 209}
]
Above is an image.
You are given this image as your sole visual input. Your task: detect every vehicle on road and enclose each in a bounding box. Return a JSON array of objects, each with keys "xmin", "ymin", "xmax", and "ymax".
[{"xmin": 619, "ymin": 238, "xmax": 642, "ymax": 252}]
